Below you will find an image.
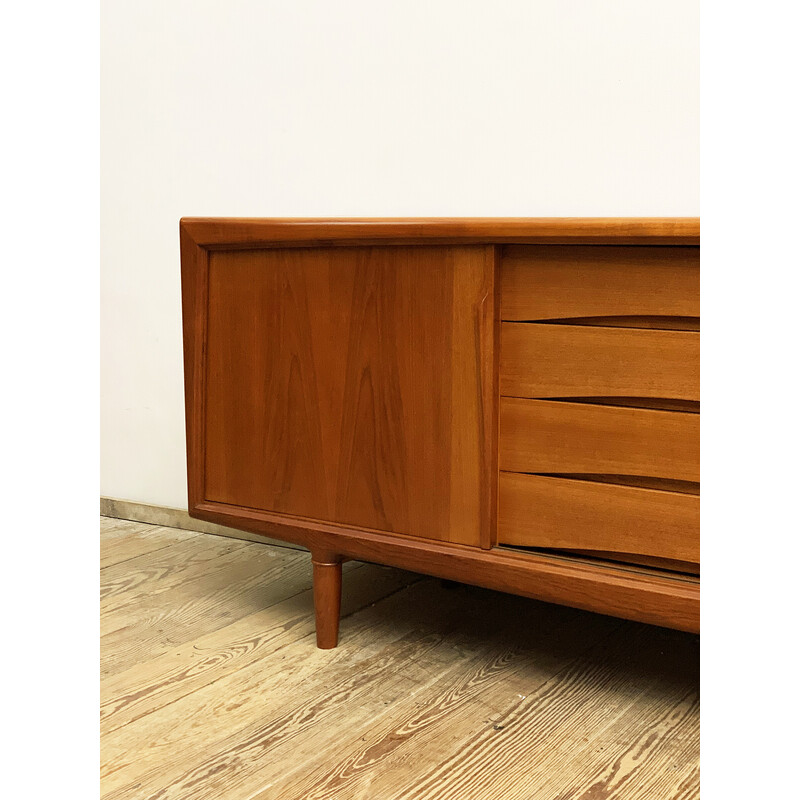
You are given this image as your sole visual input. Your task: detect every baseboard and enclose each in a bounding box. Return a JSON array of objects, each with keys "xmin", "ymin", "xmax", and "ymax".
[{"xmin": 100, "ymin": 497, "xmax": 306, "ymax": 551}]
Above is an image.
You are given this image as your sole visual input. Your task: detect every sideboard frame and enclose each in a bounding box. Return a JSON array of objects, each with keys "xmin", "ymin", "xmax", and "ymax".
[{"xmin": 181, "ymin": 218, "xmax": 700, "ymax": 644}]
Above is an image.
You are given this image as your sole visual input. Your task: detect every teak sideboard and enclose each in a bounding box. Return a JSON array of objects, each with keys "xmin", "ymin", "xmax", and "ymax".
[{"xmin": 180, "ymin": 218, "xmax": 700, "ymax": 648}]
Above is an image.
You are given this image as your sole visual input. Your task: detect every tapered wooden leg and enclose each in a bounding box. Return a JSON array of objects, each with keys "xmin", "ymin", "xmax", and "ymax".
[{"xmin": 312, "ymin": 554, "xmax": 342, "ymax": 649}]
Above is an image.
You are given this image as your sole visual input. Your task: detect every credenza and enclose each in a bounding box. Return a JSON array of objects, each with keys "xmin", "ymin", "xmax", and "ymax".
[{"xmin": 180, "ymin": 218, "xmax": 699, "ymax": 648}]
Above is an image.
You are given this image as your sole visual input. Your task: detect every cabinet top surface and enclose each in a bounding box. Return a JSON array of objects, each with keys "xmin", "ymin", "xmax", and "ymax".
[{"xmin": 180, "ymin": 217, "xmax": 700, "ymax": 247}]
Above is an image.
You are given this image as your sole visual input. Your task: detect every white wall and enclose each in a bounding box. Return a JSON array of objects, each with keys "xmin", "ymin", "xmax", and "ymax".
[{"xmin": 101, "ymin": 0, "xmax": 699, "ymax": 509}]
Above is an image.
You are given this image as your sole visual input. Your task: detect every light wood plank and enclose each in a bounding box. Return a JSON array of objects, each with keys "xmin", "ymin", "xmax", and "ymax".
[
  {"xmin": 100, "ymin": 518, "xmax": 192, "ymax": 569},
  {"xmin": 500, "ymin": 323, "xmax": 700, "ymax": 401},
  {"xmin": 101, "ymin": 543, "xmax": 319, "ymax": 677},
  {"xmin": 501, "ymin": 244, "xmax": 699, "ymax": 321},
  {"xmin": 379, "ymin": 626, "xmax": 698, "ymax": 800},
  {"xmin": 102, "ymin": 586, "xmax": 612, "ymax": 800},
  {"xmin": 101, "ymin": 579, "xmax": 482, "ymax": 799},
  {"xmin": 261, "ymin": 602, "xmax": 619, "ymax": 799},
  {"xmin": 500, "ymin": 397, "xmax": 700, "ymax": 482},
  {"xmin": 101, "ymin": 562, "xmax": 419, "ymax": 735},
  {"xmin": 100, "ymin": 519, "xmax": 699, "ymax": 800},
  {"xmin": 101, "ymin": 535, "xmax": 249, "ymax": 612},
  {"xmin": 262, "ymin": 622, "xmax": 697, "ymax": 800}
]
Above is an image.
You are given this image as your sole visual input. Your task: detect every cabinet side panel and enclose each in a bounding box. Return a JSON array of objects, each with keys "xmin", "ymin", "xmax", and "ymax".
[
  {"xmin": 202, "ymin": 245, "xmax": 493, "ymax": 546},
  {"xmin": 179, "ymin": 227, "xmax": 208, "ymax": 509}
]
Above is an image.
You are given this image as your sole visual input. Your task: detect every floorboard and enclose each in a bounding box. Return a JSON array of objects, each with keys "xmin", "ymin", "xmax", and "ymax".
[{"xmin": 99, "ymin": 516, "xmax": 699, "ymax": 800}]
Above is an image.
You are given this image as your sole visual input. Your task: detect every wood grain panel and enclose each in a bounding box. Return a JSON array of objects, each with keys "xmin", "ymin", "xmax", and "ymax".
[
  {"xmin": 498, "ymin": 473, "xmax": 699, "ymax": 564},
  {"xmin": 501, "ymin": 245, "xmax": 699, "ymax": 321},
  {"xmin": 500, "ymin": 398, "xmax": 699, "ymax": 482},
  {"xmin": 500, "ymin": 323, "xmax": 699, "ymax": 401},
  {"xmin": 203, "ymin": 245, "xmax": 494, "ymax": 546}
]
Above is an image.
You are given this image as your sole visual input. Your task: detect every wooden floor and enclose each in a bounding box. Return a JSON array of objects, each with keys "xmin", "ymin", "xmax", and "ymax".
[{"xmin": 101, "ymin": 516, "xmax": 699, "ymax": 800}]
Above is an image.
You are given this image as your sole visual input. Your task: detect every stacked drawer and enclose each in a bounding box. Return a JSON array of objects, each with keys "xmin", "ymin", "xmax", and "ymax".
[{"xmin": 498, "ymin": 245, "xmax": 700, "ymax": 573}]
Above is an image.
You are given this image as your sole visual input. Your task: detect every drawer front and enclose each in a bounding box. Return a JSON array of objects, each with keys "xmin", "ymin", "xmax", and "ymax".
[
  {"xmin": 501, "ymin": 245, "xmax": 699, "ymax": 322},
  {"xmin": 500, "ymin": 398, "xmax": 699, "ymax": 483},
  {"xmin": 500, "ymin": 323, "xmax": 699, "ymax": 402},
  {"xmin": 499, "ymin": 473, "xmax": 699, "ymax": 564}
]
